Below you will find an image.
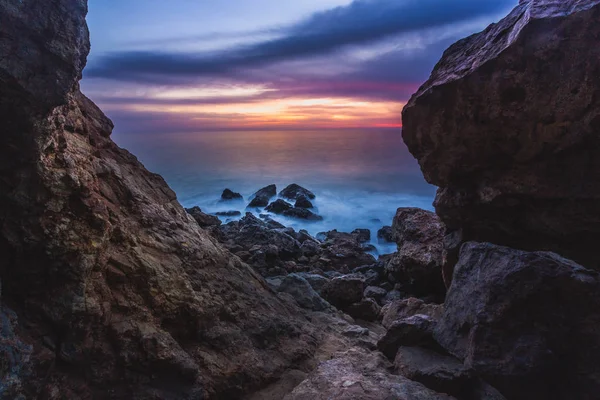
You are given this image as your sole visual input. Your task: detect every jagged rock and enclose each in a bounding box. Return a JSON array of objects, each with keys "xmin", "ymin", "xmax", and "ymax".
[
  {"xmin": 266, "ymin": 199, "xmax": 294, "ymax": 214},
  {"xmin": 300, "ymin": 240, "xmax": 321, "ymax": 258},
  {"xmin": 402, "ymin": 0, "xmax": 600, "ymax": 269},
  {"xmin": 215, "ymin": 210, "xmax": 242, "ymax": 217},
  {"xmin": 294, "ymin": 195, "xmax": 314, "ymax": 209},
  {"xmin": 386, "ymin": 208, "xmax": 446, "ymax": 298},
  {"xmin": 295, "ymin": 273, "xmax": 330, "ymax": 294},
  {"xmin": 345, "ymin": 298, "xmax": 381, "ymax": 322},
  {"xmin": 186, "ymin": 206, "xmax": 222, "ymax": 227},
  {"xmin": 377, "ymin": 315, "xmax": 438, "ymax": 360},
  {"xmin": 0, "ymin": 3, "xmax": 318, "ymax": 398},
  {"xmin": 221, "ymin": 188, "xmax": 243, "ymax": 201},
  {"xmin": 377, "ymin": 226, "xmax": 394, "ymax": 243},
  {"xmin": 282, "ymin": 208, "xmax": 323, "ymax": 221},
  {"xmin": 321, "ymin": 274, "xmax": 365, "ymax": 310},
  {"xmin": 394, "ymin": 346, "xmax": 473, "ymax": 397},
  {"xmin": 435, "ymin": 242, "xmax": 600, "ymax": 400},
  {"xmin": 319, "ymin": 230, "xmax": 377, "ymax": 270},
  {"xmin": 279, "ymin": 184, "xmax": 316, "ymax": 200},
  {"xmin": 277, "ymin": 274, "xmax": 331, "ymax": 311},
  {"xmin": 351, "ymin": 228, "xmax": 371, "ymax": 243},
  {"xmin": 381, "ymin": 298, "xmax": 443, "ymax": 330},
  {"xmin": 363, "ymin": 286, "xmax": 387, "ymax": 304},
  {"xmin": 248, "ymin": 184, "xmax": 277, "ymax": 208},
  {"xmin": 284, "ymin": 347, "xmax": 456, "ymax": 400},
  {"xmin": 341, "ymin": 325, "xmax": 369, "ymax": 338}
]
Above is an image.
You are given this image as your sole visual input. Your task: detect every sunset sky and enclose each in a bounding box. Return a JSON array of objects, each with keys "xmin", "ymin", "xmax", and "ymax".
[{"xmin": 84, "ymin": 0, "xmax": 518, "ymax": 133}]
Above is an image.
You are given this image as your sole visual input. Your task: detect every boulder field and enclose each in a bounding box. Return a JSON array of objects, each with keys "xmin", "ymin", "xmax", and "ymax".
[{"xmin": 2, "ymin": 0, "xmax": 600, "ymax": 399}]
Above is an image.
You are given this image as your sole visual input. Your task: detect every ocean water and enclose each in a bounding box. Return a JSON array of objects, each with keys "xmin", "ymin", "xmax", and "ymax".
[{"xmin": 114, "ymin": 129, "xmax": 436, "ymax": 255}]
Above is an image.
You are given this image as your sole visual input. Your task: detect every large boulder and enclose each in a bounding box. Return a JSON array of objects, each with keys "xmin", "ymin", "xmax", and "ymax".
[
  {"xmin": 321, "ymin": 274, "xmax": 365, "ymax": 310},
  {"xmin": 402, "ymin": 0, "xmax": 600, "ymax": 269},
  {"xmin": 277, "ymin": 274, "xmax": 331, "ymax": 311},
  {"xmin": 265, "ymin": 199, "xmax": 294, "ymax": 214},
  {"xmin": 186, "ymin": 206, "xmax": 222, "ymax": 227},
  {"xmin": 435, "ymin": 242, "xmax": 600, "ymax": 400},
  {"xmin": 0, "ymin": 3, "xmax": 318, "ymax": 398},
  {"xmin": 279, "ymin": 184, "xmax": 316, "ymax": 200},
  {"xmin": 248, "ymin": 184, "xmax": 277, "ymax": 208},
  {"xmin": 386, "ymin": 208, "xmax": 446, "ymax": 297},
  {"xmin": 319, "ymin": 230, "xmax": 376, "ymax": 270},
  {"xmin": 284, "ymin": 347, "xmax": 456, "ymax": 400},
  {"xmin": 381, "ymin": 298, "xmax": 443, "ymax": 330},
  {"xmin": 221, "ymin": 188, "xmax": 243, "ymax": 201}
]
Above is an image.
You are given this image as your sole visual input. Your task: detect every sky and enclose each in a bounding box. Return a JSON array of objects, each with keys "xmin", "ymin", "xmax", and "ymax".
[{"xmin": 84, "ymin": 0, "xmax": 518, "ymax": 133}]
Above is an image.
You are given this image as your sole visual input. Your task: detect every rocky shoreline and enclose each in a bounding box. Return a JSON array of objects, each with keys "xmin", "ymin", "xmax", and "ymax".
[{"xmin": 1, "ymin": 0, "xmax": 600, "ymax": 399}]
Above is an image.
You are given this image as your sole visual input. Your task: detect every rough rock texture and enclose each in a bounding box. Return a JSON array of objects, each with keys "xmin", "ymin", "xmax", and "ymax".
[
  {"xmin": 435, "ymin": 242, "xmax": 600, "ymax": 400},
  {"xmin": 386, "ymin": 208, "xmax": 446, "ymax": 297},
  {"xmin": 265, "ymin": 199, "xmax": 294, "ymax": 214},
  {"xmin": 248, "ymin": 184, "xmax": 277, "ymax": 208},
  {"xmin": 402, "ymin": 0, "xmax": 600, "ymax": 269},
  {"xmin": 377, "ymin": 315, "xmax": 439, "ymax": 360},
  {"xmin": 321, "ymin": 275, "xmax": 365, "ymax": 310},
  {"xmin": 284, "ymin": 347, "xmax": 455, "ymax": 400},
  {"xmin": 220, "ymin": 188, "xmax": 242, "ymax": 201},
  {"xmin": 277, "ymin": 274, "xmax": 331, "ymax": 311},
  {"xmin": 0, "ymin": 2, "xmax": 319, "ymax": 398},
  {"xmin": 186, "ymin": 206, "xmax": 222, "ymax": 228},
  {"xmin": 279, "ymin": 184, "xmax": 316, "ymax": 201},
  {"xmin": 294, "ymin": 195, "xmax": 313, "ymax": 209},
  {"xmin": 381, "ymin": 298, "xmax": 443, "ymax": 330},
  {"xmin": 345, "ymin": 299, "xmax": 381, "ymax": 322}
]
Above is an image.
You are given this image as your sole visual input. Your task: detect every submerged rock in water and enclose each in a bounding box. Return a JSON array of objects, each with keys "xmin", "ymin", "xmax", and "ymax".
[
  {"xmin": 266, "ymin": 199, "xmax": 294, "ymax": 214},
  {"xmin": 294, "ymin": 195, "xmax": 314, "ymax": 209},
  {"xmin": 377, "ymin": 226, "xmax": 394, "ymax": 243},
  {"xmin": 280, "ymin": 184, "xmax": 316, "ymax": 200},
  {"xmin": 283, "ymin": 208, "xmax": 323, "ymax": 221},
  {"xmin": 221, "ymin": 188, "xmax": 243, "ymax": 201},
  {"xmin": 248, "ymin": 184, "xmax": 277, "ymax": 207},
  {"xmin": 215, "ymin": 210, "xmax": 242, "ymax": 217},
  {"xmin": 402, "ymin": 0, "xmax": 600, "ymax": 269}
]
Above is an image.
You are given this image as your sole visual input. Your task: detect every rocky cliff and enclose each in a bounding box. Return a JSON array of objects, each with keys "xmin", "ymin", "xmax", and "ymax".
[
  {"xmin": 402, "ymin": 0, "xmax": 600, "ymax": 269},
  {"xmin": 0, "ymin": 1, "xmax": 318, "ymax": 398}
]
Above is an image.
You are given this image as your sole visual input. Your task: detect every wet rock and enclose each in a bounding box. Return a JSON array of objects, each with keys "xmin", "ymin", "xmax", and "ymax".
[
  {"xmin": 248, "ymin": 184, "xmax": 277, "ymax": 208},
  {"xmin": 381, "ymin": 298, "xmax": 443, "ymax": 330},
  {"xmin": 294, "ymin": 195, "xmax": 314, "ymax": 209},
  {"xmin": 321, "ymin": 274, "xmax": 365, "ymax": 310},
  {"xmin": 215, "ymin": 210, "xmax": 242, "ymax": 217},
  {"xmin": 265, "ymin": 199, "xmax": 293, "ymax": 214},
  {"xmin": 435, "ymin": 242, "xmax": 600, "ymax": 400},
  {"xmin": 402, "ymin": 0, "xmax": 600, "ymax": 268},
  {"xmin": 277, "ymin": 274, "xmax": 331, "ymax": 311},
  {"xmin": 377, "ymin": 226, "xmax": 394, "ymax": 243},
  {"xmin": 279, "ymin": 184, "xmax": 316, "ymax": 200},
  {"xmin": 394, "ymin": 346, "xmax": 473, "ymax": 397},
  {"xmin": 345, "ymin": 299, "xmax": 381, "ymax": 322},
  {"xmin": 378, "ymin": 315, "xmax": 438, "ymax": 360},
  {"xmin": 185, "ymin": 206, "xmax": 222, "ymax": 227},
  {"xmin": 284, "ymin": 347, "xmax": 455, "ymax": 400},
  {"xmin": 363, "ymin": 286, "xmax": 387, "ymax": 304},
  {"xmin": 351, "ymin": 229, "xmax": 371, "ymax": 243},
  {"xmin": 282, "ymin": 208, "xmax": 323, "ymax": 221},
  {"xmin": 221, "ymin": 188, "xmax": 243, "ymax": 201},
  {"xmin": 386, "ymin": 208, "xmax": 445, "ymax": 298}
]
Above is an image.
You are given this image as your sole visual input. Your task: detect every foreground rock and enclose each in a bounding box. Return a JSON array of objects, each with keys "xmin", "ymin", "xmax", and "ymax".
[
  {"xmin": 435, "ymin": 242, "xmax": 600, "ymax": 399},
  {"xmin": 248, "ymin": 184, "xmax": 277, "ymax": 208},
  {"xmin": 186, "ymin": 206, "xmax": 222, "ymax": 227},
  {"xmin": 0, "ymin": 4, "xmax": 318, "ymax": 398},
  {"xmin": 280, "ymin": 184, "xmax": 316, "ymax": 200},
  {"xmin": 284, "ymin": 347, "xmax": 455, "ymax": 400},
  {"xmin": 402, "ymin": 0, "xmax": 600, "ymax": 269},
  {"xmin": 386, "ymin": 208, "xmax": 446, "ymax": 298}
]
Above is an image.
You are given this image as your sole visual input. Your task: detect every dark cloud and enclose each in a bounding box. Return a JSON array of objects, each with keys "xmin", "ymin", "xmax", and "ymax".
[{"xmin": 86, "ymin": 0, "xmax": 515, "ymax": 81}]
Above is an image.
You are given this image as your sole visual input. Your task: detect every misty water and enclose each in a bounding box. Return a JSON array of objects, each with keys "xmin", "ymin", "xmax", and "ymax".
[{"xmin": 114, "ymin": 129, "xmax": 436, "ymax": 255}]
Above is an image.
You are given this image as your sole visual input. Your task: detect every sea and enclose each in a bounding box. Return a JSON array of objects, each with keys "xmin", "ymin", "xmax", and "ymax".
[{"xmin": 113, "ymin": 128, "xmax": 436, "ymax": 255}]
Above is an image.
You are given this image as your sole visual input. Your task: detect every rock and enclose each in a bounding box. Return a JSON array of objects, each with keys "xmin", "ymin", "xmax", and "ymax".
[
  {"xmin": 351, "ymin": 228, "xmax": 370, "ymax": 243},
  {"xmin": 215, "ymin": 210, "xmax": 242, "ymax": 217},
  {"xmin": 345, "ymin": 299, "xmax": 381, "ymax": 322},
  {"xmin": 300, "ymin": 240, "xmax": 321, "ymax": 258},
  {"xmin": 382, "ymin": 289, "xmax": 404, "ymax": 305},
  {"xmin": 377, "ymin": 315, "xmax": 438, "ymax": 360},
  {"xmin": 386, "ymin": 208, "xmax": 446, "ymax": 298},
  {"xmin": 279, "ymin": 184, "xmax": 316, "ymax": 200},
  {"xmin": 435, "ymin": 242, "xmax": 600, "ymax": 400},
  {"xmin": 394, "ymin": 346, "xmax": 473, "ymax": 397},
  {"xmin": 0, "ymin": 4, "xmax": 319, "ymax": 398},
  {"xmin": 265, "ymin": 199, "xmax": 294, "ymax": 214},
  {"xmin": 282, "ymin": 208, "xmax": 323, "ymax": 221},
  {"xmin": 277, "ymin": 274, "xmax": 330, "ymax": 311},
  {"xmin": 295, "ymin": 273, "xmax": 330, "ymax": 294},
  {"xmin": 221, "ymin": 188, "xmax": 243, "ymax": 201},
  {"xmin": 381, "ymin": 298, "xmax": 443, "ymax": 330},
  {"xmin": 402, "ymin": 0, "xmax": 600, "ymax": 269},
  {"xmin": 363, "ymin": 286, "xmax": 387, "ymax": 304},
  {"xmin": 377, "ymin": 226, "xmax": 394, "ymax": 243},
  {"xmin": 186, "ymin": 206, "xmax": 222, "ymax": 227},
  {"xmin": 284, "ymin": 347, "xmax": 456, "ymax": 400},
  {"xmin": 342, "ymin": 325, "xmax": 369, "ymax": 338},
  {"xmin": 294, "ymin": 195, "xmax": 314, "ymax": 209},
  {"xmin": 248, "ymin": 184, "xmax": 277, "ymax": 208},
  {"xmin": 319, "ymin": 230, "xmax": 377, "ymax": 270},
  {"xmin": 321, "ymin": 274, "xmax": 365, "ymax": 310}
]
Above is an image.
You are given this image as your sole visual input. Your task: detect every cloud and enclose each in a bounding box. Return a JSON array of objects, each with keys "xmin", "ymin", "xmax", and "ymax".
[{"xmin": 86, "ymin": 0, "xmax": 515, "ymax": 82}]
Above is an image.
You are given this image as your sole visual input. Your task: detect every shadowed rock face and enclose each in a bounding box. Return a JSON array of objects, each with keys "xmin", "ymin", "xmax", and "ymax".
[
  {"xmin": 402, "ymin": 0, "xmax": 600, "ymax": 269},
  {"xmin": 0, "ymin": 1, "xmax": 318, "ymax": 398}
]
